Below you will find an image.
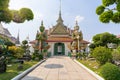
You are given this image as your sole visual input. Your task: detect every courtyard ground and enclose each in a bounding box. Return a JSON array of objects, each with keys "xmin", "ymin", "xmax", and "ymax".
[{"xmin": 22, "ymin": 56, "xmax": 98, "ymax": 80}]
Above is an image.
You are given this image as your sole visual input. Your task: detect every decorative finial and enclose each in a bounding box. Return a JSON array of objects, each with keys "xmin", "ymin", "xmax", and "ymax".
[
  {"xmin": 40, "ymin": 20, "xmax": 45, "ymax": 32},
  {"xmin": 26, "ymin": 34, "xmax": 30, "ymax": 41},
  {"xmin": 57, "ymin": 0, "xmax": 63, "ymax": 23},
  {"xmin": 41, "ymin": 20, "xmax": 43, "ymax": 26},
  {"xmin": 74, "ymin": 20, "xmax": 79, "ymax": 31},
  {"xmin": 76, "ymin": 20, "xmax": 78, "ymax": 26},
  {"xmin": 59, "ymin": 0, "xmax": 61, "ymax": 18}
]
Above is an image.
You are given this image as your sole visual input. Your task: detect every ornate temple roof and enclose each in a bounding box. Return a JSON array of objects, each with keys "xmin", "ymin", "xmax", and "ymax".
[
  {"xmin": 30, "ymin": 0, "xmax": 89, "ymax": 45},
  {"xmin": 30, "ymin": 38, "xmax": 89, "ymax": 44},
  {"xmin": 0, "ymin": 23, "xmax": 5, "ymax": 35},
  {"xmin": 0, "ymin": 23, "xmax": 11, "ymax": 37},
  {"xmin": 4, "ymin": 28, "xmax": 12, "ymax": 37},
  {"xmin": 0, "ymin": 23, "xmax": 17, "ymax": 43},
  {"xmin": 49, "ymin": 2, "xmax": 69, "ymax": 35},
  {"xmin": 117, "ymin": 35, "xmax": 120, "ymax": 38},
  {"xmin": 50, "ymin": 24, "xmax": 69, "ymax": 35},
  {"xmin": 46, "ymin": 37, "xmax": 73, "ymax": 42}
]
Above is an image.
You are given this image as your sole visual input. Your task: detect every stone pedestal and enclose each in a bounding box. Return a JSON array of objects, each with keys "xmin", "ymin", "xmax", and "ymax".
[{"xmin": 71, "ymin": 52, "xmax": 76, "ymax": 59}]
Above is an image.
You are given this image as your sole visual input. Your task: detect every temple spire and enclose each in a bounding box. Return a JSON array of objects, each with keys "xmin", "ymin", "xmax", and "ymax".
[
  {"xmin": 57, "ymin": 0, "xmax": 63, "ymax": 24},
  {"xmin": 16, "ymin": 30, "xmax": 20, "ymax": 44},
  {"xmin": 74, "ymin": 20, "xmax": 79, "ymax": 31},
  {"xmin": 60, "ymin": 0, "xmax": 61, "ymax": 15},
  {"xmin": 76, "ymin": 20, "xmax": 79, "ymax": 27},
  {"xmin": 26, "ymin": 34, "xmax": 30, "ymax": 42}
]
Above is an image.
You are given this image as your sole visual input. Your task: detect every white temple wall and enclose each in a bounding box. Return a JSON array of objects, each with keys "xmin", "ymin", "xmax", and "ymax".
[
  {"xmin": 48, "ymin": 42, "xmax": 71, "ymax": 56},
  {"xmin": 64, "ymin": 42, "xmax": 71, "ymax": 56},
  {"xmin": 48, "ymin": 42, "xmax": 55, "ymax": 56}
]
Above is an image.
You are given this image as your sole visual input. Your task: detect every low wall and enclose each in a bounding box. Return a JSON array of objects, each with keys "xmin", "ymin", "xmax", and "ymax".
[
  {"xmin": 74, "ymin": 59, "xmax": 104, "ymax": 80},
  {"xmin": 11, "ymin": 59, "xmax": 46, "ymax": 80}
]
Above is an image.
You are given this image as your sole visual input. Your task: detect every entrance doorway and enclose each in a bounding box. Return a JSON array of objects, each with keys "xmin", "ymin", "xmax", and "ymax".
[{"xmin": 54, "ymin": 43, "xmax": 65, "ymax": 55}]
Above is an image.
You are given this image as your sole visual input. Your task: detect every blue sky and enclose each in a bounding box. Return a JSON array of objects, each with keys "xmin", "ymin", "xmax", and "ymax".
[{"xmin": 2, "ymin": 0, "xmax": 120, "ymax": 42}]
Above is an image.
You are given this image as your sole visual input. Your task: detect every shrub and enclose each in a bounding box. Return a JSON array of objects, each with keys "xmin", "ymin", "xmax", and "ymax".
[
  {"xmin": 8, "ymin": 46, "xmax": 24, "ymax": 58},
  {"xmin": 100, "ymin": 63, "xmax": 120, "ymax": 80},
  {"xmin": 112, "ymin": 49, "xmax": 120, "ymax": 61},
  {"xmin": 39, "ymin": 54, "xmax": 43, "ymax": 60},
  {"xmin": 32, "ymin": 53, "xmax": 43, "ymax": 61},
  {"xmin": 47, "ymin": 52, "xmax": 51, "ymax": 57},
  {"xmin": 92, "ymin": 46, "xmax": 112, "ymax": 65},
  {"xmin": 112, "ymin": 46, "xmax": 120, "ymax": 61}
]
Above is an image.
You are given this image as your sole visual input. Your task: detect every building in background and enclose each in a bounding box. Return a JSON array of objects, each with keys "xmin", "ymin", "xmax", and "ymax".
[
  {"xmin": 0, "ymin": 23, "xmax": 17, "ymax": 43},
  {"xmin": 30, "ymin": 6, "xmax": 89, "ymax": 56}
]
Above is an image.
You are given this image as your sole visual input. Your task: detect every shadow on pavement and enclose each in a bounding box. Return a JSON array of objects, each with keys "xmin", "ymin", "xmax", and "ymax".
[{"xmin": 44, "ymin": 64, "xmax": 63, "ymax": 69}]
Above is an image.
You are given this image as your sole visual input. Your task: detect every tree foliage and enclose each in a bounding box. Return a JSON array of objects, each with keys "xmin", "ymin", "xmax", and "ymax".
[
  {"xmin": 112, "ymin": 12, "xmax": 120, "ymax": 23},
  {"xmin": 8, "ymin": 46, "xmax": 24, "ymax": 58},
  {"xmin": 22, "ymin": 40, "xmax": 28, "ymax": 45},
  {"xmin": 92, "ymin": 46, "xmax": 112, "ymax": 65},
  {"xmin": 112, "ymin": 46, "xmax": 120, "ymax": 61},
  {"xmin": 0, "ymin": 9, "xmax": 12, "ymax": 23},
  {"xmin": 0, "ymin": 0, "xmax": 34, "ymax": 23},
  {"xmin": 20, "ymin": 8, "xmax": 34, "ymax": 21},
  {"xmin": 21, "ymin": 40, "xmax": 28, "ymax": 53},
  {"xmin": 96, "ymin": 0, "xmax": 120, "ymax": 23},
  {"xmin": 0, "ymin": 0, "xmax": 9, "ymax": 9},
  {"xmin": 100, "ymin": 63, "xmax": 120, "ymax": 80},
  {"xmin": 96, "ymin": 5, "xmax": 105, "ymax": 15},
  {"xmin": 89, "ymin": 32, "xmax": 120, "ymax": 49},
  {"xmin": 99, "ymin": 10, "xmax": 113, "ymax": 23}
]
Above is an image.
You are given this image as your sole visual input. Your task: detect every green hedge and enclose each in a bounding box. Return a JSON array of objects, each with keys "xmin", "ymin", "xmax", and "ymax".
[{"xmin": 100, "ymin": 63, "xmax": 120, "ymax": 80}]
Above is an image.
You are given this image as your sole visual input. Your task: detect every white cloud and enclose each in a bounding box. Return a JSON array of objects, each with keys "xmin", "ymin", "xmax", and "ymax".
[
  {"xmin": 34, "ymin": 11, "xmax": 44, "ymax": 20},
  {"xmin": 9, "ymin": 0, "xmax": 29, "ymax": 10},
  {"xmin": 75, "ymin": 15, "xmax": 85, "ymax": 23}
]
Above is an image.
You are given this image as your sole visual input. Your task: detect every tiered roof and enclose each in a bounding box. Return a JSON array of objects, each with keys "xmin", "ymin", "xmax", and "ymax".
[
  {"xmin": 31, "ymin": 2, "xmax": 89, "ymax": 44},
  {"xmin": 0, "ymin": 23, "xmax": 17, "ymax": 43},
  {"xmin": 0, "ymin": 23, "xmax": 11, "ymax": 37},
  {"xmin": 46, "ymin": 37, "xmax": 73, "ymax": 42}
]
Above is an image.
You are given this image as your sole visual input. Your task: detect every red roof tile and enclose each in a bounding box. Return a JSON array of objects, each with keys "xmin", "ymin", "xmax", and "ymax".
[
  {"xmin": 30, "ymin": 38, "xmax": 89, "ymax": 44},
  {"xmin": 46, "ymin": 37, "xmax": 73, "ymax": 42}
]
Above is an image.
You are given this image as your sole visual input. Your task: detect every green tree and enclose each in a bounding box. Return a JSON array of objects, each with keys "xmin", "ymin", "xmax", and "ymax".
[
  {"xmin": 96, "ymin": 0, "xmax": 120, "ymax": 23},
  {"xmin": 100, "ymin": 63, "xmax": 120, "ymax": 80},
  {"xmin": 4, "ymin": 41, "xmax": 14, "ymax": 49},
  {"xmin": 22, "ymin": 40, "xmax": 28, "ymax": 45},
  {"xmin": 89, "ymin": 32, "xmax": 120, "ymax": 49},
  {"xmin": 0, "ymin": 35, "xmax": 14, "ymax": 56},
  {"xmin": 21, "ymin": 40, "xmax": 28, "ymax": 53},
  {"xmin": 92, "ymin": 46, "xmax": 112, "ymax": 65},
  {"xmin": 112, "ymin": 46, "xmax": 120, "ymax": 61},
  {"xmin": 8, "ymin": 46, "xmax": 24, "ymax": 58},
  {"xmin": 0, "ymin": 0, "xmax": 34, "ymax": 23}
]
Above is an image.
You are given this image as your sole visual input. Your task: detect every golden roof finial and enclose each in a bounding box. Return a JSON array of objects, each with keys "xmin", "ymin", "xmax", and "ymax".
[
  {"xmin": 57, "ymin": 0, "xmax": 63, "ymax": 23},
  {"xmin": 76, "ymin": 20, "xmax": 78, "ymax": 26}
]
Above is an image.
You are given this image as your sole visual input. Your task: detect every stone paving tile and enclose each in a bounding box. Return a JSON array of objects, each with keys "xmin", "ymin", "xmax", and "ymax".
[{"xmin": 22, "ymin": 56, "xmax": 98, "ymax": 80}]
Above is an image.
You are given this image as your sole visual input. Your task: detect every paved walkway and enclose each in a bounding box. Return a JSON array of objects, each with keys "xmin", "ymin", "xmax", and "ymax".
[{"xmin": 22, "ymin": 56, "xmax": 98, "ymax": 80}]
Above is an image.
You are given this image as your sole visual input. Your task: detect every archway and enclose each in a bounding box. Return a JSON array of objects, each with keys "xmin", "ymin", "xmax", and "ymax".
[{"xmin": 54, "ymin": 43, "xmax": 65, "ymax": 55}]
